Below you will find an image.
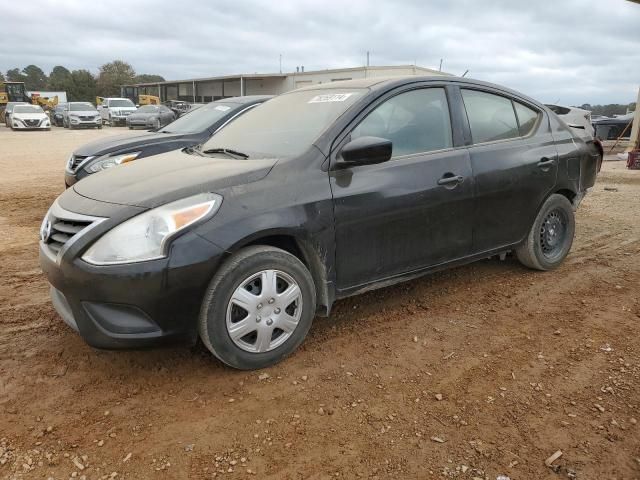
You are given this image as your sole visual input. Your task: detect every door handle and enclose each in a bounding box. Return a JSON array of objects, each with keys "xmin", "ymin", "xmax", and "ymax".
[
  {"xmin": 437, "ymin": 174, "xmax": 464, "ymax": 187},
  {"xmin": 537, "ymin": 156, "xmax": 557, "ymax": 169}
]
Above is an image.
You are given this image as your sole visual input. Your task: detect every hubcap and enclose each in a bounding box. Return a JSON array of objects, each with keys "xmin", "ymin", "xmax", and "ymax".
[
  {"xmin": 539, "ymin": 208, "xmax": 567, "ymax": 259},
  {"xmin": 226, "ymin": 269, "xmax": 303, "ymax": 353}
]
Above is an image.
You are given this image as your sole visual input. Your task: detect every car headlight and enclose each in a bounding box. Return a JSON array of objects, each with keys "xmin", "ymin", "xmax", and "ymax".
[
  {"xmin": 82, "ymin": 193, "xmax": 222, "ymax": 265},
  {"xmin": 85, "ymin": 152, "xmax": 142, "ymax": 173}
]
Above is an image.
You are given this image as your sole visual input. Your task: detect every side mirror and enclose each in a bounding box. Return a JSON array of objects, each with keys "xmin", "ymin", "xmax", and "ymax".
[{"xmin": 337, "ymin": 136, "xmax": 392, "ymax": 168}]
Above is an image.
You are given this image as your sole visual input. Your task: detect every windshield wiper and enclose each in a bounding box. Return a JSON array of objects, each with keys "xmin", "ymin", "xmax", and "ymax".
[{"xmin": 202, "ymin": 148, "xmax": 249, "ymax": 159}]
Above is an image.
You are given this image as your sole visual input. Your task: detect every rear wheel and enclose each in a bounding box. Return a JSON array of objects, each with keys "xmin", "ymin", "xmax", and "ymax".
[
  {"xmin": 516, "ymin": 194, "xmax": 575, "ymax": 271},
  {"xmin": 199, "ymin": 246, "xmax": 316, "ymax": 370}
]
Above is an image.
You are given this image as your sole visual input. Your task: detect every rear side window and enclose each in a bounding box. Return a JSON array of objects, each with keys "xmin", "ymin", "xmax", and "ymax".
[
  {"xmin": 514, "ymin": 102, "xmax": 540, "ymax": 136},
  {"xmin": 351, "ymin": 88, "xmax": 452, "ymax": 157},
  {"xmin": 461, "ymin": 89, "xmax": 519, "ymax": 144}
]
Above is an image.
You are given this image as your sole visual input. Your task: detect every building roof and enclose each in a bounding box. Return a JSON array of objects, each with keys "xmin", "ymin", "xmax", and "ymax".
[{"xmin": 125, "ymin": 65, "xmax": 449, "ymax": 87}]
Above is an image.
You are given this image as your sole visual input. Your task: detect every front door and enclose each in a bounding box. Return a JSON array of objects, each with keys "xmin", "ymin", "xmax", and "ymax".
[{"xmin": 330, "ymin": 87, "xmax": 475, "ymax": 290}]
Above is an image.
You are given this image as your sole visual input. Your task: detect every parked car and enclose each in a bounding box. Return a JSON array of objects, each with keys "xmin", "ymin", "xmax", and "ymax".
[
  {"xmin": 592, "ymin": 113, "xmax": 634, "ymax": 140},
  {"xmin": 97, "ymin": 98, "xmax": 137, "ymax": 126},
  {"xmin": 64, "ymin": 96, "xmax": 270, "ymax": 187},
  {"xmin": 63, "ymin": 102, "xmax": 102, "ymax": 129},
  {"xmin": 546, "ymin": 104, "xmax": 603, "ymax": 171},
  {"xmin": 3, "ymin": 101, "xmax": 29, "ymax": 127},
  {"xmin": 126, "ymin": 104, "xmax": 175, "ymax": 129},
  {"xmin": 52, "ymin": 103, "xmax": 67, "ymax": 127},
  {"xmin": 10, "ymin": 104, "xmax": 50, "ymax": 130},
  {"xmin": 40, "ymin": 76, "xmax": 599, "ymax": 369}
]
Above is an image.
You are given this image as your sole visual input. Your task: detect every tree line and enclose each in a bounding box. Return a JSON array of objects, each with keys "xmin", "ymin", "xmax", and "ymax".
[
  {"xmin": 577, "ymin": 103, "xmax": 636, "ymax": 117},
  {"xmin": 0, "ymin": 60, "xmax": 164, "ymax": 102}
]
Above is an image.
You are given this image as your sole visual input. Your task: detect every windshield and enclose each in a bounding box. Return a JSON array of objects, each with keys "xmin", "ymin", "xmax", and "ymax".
[
  {"xmin": 137, "ymin": 105, "xmax": 159, "ymax": 113},
  {"xmin": 161, "ymin": 102, "xmax": 237, "ymax": 134},
  {"xmin": 14, "ymin": 105, "xmax": 44, "ymax": 114},
  {"xmin": 202, "ymin": 89, "xmax": 365, "ymax": 158},
  {"xmin": 70, "ymin": 103, "xmax": 96, "ymax": 112},
  {"xmin": 109, "ymin": 99, "xmax": 135, "ymax": 108}
]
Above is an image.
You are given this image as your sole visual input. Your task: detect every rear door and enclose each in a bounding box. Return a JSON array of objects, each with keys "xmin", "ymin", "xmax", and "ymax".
[
  {"xmin": 458, "ymin": 87, "xmax": 559, "ymax": 253},
  {"xmin": 330, "ymin": 85, "xmax": 474, "ymax": 290}
]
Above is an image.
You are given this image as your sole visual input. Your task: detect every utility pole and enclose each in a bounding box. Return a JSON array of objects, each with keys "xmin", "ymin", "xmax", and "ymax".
[
  {"xmin": 439, "ymin": 58, "xmax": 443, "ymax": 72},
  {"xmin": 626, "ymin": 86, "xmax": 640, "ymax": 152},
  {"xmin": 366, "ymin": 51, "xmax": 370, "ymax": 67},
  {"xmin": 279, "ymin": 54, "xmax": 282, "ymax": 74}
]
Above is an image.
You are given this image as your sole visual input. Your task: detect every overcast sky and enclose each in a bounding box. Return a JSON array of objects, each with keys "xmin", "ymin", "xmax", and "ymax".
[{"xmin": 2, "ymin": 0, "xmax": 639, "ymax": 105}]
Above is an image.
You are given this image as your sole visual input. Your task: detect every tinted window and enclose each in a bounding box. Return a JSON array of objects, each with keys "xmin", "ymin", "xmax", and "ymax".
[
  {"xmin": 351, "ymin": 88, "xmax": 452, "ymax": 157},
  {"xmin": 462, "ymin": 90, "xmax": 519, "ymax": 143},
  {"xmin": 514, "ymin": 102, "xmax": 539, "ymax": 136}
]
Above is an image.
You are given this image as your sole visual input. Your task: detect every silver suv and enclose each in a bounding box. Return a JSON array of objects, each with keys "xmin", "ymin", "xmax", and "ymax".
[{"xmin": 98, "ymin": 98, "xmax": 137, "ymax": 126}]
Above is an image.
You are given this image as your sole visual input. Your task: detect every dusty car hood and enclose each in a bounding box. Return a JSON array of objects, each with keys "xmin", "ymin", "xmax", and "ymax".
[
  {"xmin": 13, "ymin": 112, "xmax": 48, "ymax": 120},
  {"xmin": 72, "ymin": 150, "xmax": 277, "ymax": 209},
  {"xmin": 73, "ymin": 131, "xmax": 188, "ymax": 156},
  {"xmin": 127, "ymin": 112, "xmax": 156, "ymax": 120},
  {"xmin": 69, "ymin": 110, "xmax": 99, "ymax": 116}
]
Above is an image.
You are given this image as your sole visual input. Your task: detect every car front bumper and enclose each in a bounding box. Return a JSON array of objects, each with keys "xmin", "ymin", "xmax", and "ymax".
[
  {"xmin": 39, "ymin": 201, "xmax": 226, "ymax": 349},
  {"xmin": 12, "ymin": 121, "xmax": 50, "ymax": 129},
  {"xmin": 69, "ymin": 119, "xmax": 102, "ymax": 128}
]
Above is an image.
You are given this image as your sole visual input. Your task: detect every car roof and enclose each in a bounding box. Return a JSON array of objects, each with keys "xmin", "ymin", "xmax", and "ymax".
[
  {"xmin": 220, "ymin": 95, "xmax": 273, "ymax": 105},
  {"xmin": 293, "ymin": 75, "xmax": 543, "ymax": 108}
]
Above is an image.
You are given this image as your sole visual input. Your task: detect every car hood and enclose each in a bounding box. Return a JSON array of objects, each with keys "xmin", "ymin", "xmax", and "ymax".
[
  {"xmin": 68, "ymin": 110, "xmax": 99, "ymax": 116},
  {"xmin": 128, "ymin": 112, "xmax": 156, "ymax": 120},
  {"xmin": 74, "ymin": 131, "xmax": 189, "ymax": 156},
  {"xmin": 13, "ymin": 112, "xmax": 48, "ymax": 120},
  {"xmin": 72, "ymin": 150, "xmax": 278, "ymax": 209}
]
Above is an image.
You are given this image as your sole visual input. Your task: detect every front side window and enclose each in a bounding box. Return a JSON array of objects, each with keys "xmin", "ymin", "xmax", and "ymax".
[
  {"xmin": 351, "ymin": 88, "xmax": 452, "ymax": 157},
  {"xmin": 462, "ymin": 89, "xmax": 519, "ymax": 144},
  {"xmin": 514, "ymin": 102, "xmax": 540, "ymax": 136}
]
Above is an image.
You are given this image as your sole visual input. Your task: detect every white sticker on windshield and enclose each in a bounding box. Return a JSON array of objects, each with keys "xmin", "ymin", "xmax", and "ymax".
[
  {"xmin": 308, "ymin": 93, "xmax": 354, "ymax": 104},
  {"xmin": 215, "ymin": 105, "xmax": 231, "ymax": 111}
]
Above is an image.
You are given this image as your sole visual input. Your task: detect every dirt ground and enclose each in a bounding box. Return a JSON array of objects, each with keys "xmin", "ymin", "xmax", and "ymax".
[{"xmin": 0, "ymin": 126, "xmax": 639, "ymax": 480}]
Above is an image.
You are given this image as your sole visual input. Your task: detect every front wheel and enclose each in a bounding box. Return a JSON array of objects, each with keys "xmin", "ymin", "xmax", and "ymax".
[
  {"xmin": 516, "ymin": 194, "xmax": 575, "ymax": 271},
  {"xmin": 199, "ymin": 246, "xmax": 316, "ymax": 370}
]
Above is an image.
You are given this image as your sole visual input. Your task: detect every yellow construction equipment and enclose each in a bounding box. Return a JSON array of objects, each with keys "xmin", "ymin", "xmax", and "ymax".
[
  {"xmin": 0, "ymin": 81, "xmax": 30, "ymax": 120},
  {"xmin": 139, "ymin": 94, "xmax": 160, "ymax": 105}
]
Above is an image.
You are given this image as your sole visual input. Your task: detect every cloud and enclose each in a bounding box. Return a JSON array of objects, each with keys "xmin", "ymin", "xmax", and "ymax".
[{"xmin": 1, "ymin": 0, "xmax": 638, "ymax": 105}]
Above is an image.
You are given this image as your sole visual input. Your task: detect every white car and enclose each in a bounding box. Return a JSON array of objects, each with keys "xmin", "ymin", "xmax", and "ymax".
[
  {"xmin": 98, "ymin": 98, "xmax": 137, "ymax": 126},
  {"xmin": 545, "ymin": 104, "xmax": 594, "ymax": 139},
  {"xmin": 10, "ymin": 104, "xmax": 51, "ymax": 130}
]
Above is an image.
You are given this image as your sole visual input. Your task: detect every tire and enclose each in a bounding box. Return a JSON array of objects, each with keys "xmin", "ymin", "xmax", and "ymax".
[
  {"xmin": 199, "ymin": 245, "xmax": 316, "ymax": 370},
  {"xmin": 516, "ymin": 194, "xmax": 575, "ymax": 271}
]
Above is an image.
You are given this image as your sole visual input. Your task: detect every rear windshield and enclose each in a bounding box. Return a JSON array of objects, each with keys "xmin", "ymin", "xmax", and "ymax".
[
  {"xmin": 201, "ymin": 89, "xmax": 365, "ymax": 158},
  {"xmin": 137, "ymin": 105, "xmax": 160, "ymax": 112},
  {"xmin": 160, "ymin": 102, "xmax": 237, "ymax": 134},
  {"xmin": 70, "ymin": 103, "xmax": 96, "ymax": 111},
  {"xmin": 108, "ymin": 99, "xmax": 135, "ymax": 107},
  {"xmin": 14, "ymin": 105, "xmax": 44, "ymax": 114}
]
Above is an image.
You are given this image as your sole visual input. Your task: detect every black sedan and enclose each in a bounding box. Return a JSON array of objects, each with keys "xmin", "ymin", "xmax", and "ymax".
[
  {"xmin": 52, "ymin": 103, "xmax": 67, "ymax": 127},
  {"xmin": 64, "ymin": 96, "xmax": 271, "ymax": 187},
  {"xmin": 41, "ymin": 76, "xmax": 599, "ymax": 370},
  {"xmin": 126, "ymin": 105, "xmax": 175, "ymax": 129}
]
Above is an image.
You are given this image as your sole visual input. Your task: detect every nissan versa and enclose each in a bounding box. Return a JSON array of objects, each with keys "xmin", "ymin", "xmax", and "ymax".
[{"xmin": 40, "ymin": 76, "xmax": 599, "ymax": 370}]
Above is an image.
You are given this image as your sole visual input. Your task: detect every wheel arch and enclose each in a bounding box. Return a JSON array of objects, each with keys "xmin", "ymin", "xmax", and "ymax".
[{"xmin": 223, "ymin": 230, "xmax": 333, "ymax": 317}]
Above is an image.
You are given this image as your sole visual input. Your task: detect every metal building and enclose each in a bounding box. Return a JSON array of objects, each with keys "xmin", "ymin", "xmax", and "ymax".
[{"xmin": 122, "ymin": 65, "xmax": 448, "ymax": 103}]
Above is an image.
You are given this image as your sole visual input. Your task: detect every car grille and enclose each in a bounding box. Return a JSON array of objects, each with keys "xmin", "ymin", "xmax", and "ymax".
[
  {"xmin": 67, "ymin": 154, "xmax": 94, "ymax": 172},
  {"xmin": 24, "ymin": 119, "xmax": 40, "ymax": 127},
  {"xmin": 79, "ymin": 116, "xmax": 95, "ymax": 121},
  {"xmin": 41, "ymin": 204, "xmax": 104, "ymax": 258}
]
